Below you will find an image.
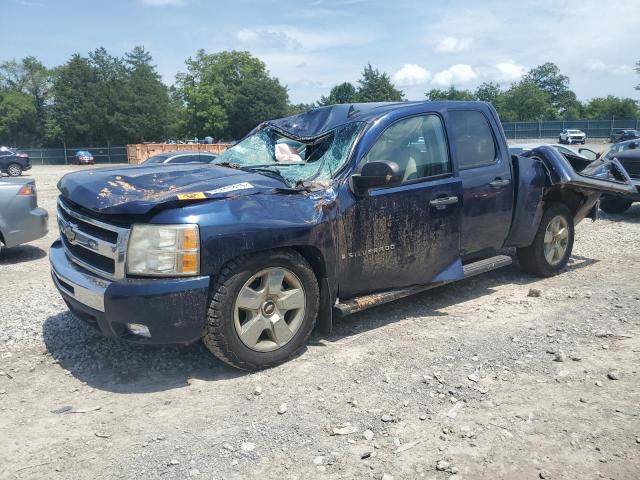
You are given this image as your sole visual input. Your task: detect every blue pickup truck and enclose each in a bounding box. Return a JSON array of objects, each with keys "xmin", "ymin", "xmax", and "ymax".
[{"xmin": 50, "ymin": 101, "xmax": 633, "ymax": 370}]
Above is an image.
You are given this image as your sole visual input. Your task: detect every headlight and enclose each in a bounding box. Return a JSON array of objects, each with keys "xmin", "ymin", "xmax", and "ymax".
[{"xmin": 127, "ymin": 224, "xmax": 200, "ymax": 276}]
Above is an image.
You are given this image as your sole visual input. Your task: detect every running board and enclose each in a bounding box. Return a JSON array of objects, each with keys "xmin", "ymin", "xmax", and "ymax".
[{"xmin": 333, "ymin": 255, "xmax": 512, "ymax": 316}]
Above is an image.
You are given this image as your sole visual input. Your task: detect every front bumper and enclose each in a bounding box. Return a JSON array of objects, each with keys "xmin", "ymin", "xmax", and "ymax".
[{"xmin": 50, "ymin": 239, "xmax": 210, "ymax": 345}]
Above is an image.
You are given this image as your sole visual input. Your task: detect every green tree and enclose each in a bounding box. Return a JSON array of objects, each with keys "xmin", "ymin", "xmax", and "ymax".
[
  {"xmin": 50, "ymin": 54, "xmax": 101, "ymax": 145},
  {"xmin": 585, "ymin": 96, "xmax": 640, "ymax": 119},
  {"xmin": 0, "ymin": 90, "xmax": 37, "ymax": 146},
  {"xmin": 355, "ymin": 63, "xmax": 404, "ymax": 102},
  {"xmin": 124, "ymin": 46, "xmax": 170, "ymax": 142},
  {"xmin": 501, "ymin": 80, "xmax": 556, "ymax": 121},
  {"xmin": 287, "ymin": 103, "xmax": 316, "ymax": 116},
  {"xmin": 425, "ymin": 85, "xmax": 474, "ymax": 101},
  {"xmin": 177, "ymin": 50, "xmax": 289, "ymax": 140},
  {"xmin": 522, "ymin": 62, "xmax": 579, "ymax": 116},
  {"xmin": 87, "ymin": 47, "xmax": 131, "ymax": 145},
  {"xmin": 318, "ymin": 82, "xmax": 357, "ymax": 106},
  {"xmin": 0, "ymin": 56, "xmax": 51, "ymax": 143},
  {"xmin": 474, "ymin": 81, "xmax": 507, "ymax": 116}
]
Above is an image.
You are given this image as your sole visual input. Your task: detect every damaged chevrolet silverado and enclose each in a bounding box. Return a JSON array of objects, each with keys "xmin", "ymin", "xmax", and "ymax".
[{"xmin": 50, "ymin": 102, "xmax": 634, "ymax": 370}]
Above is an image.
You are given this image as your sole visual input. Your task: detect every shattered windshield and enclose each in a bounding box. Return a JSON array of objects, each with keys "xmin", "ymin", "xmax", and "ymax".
[{"xmin": 217, "ymin": 122, "xmax": 363, "ymax": 187}]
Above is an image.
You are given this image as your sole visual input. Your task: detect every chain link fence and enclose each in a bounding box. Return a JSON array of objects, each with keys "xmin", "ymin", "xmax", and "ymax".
[
  {"xmin": 20, "ymin": 146, "xmax": 128, "ymax": 165},
  {"xmin": 501, "ymin": 119, "xmax": 640, "ymax": 140}
]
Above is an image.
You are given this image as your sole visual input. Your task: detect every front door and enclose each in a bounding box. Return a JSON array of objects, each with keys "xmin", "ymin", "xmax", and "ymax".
[{"xmin": 337, "ymin": 114, "xmax": 463, "ymax": 299}]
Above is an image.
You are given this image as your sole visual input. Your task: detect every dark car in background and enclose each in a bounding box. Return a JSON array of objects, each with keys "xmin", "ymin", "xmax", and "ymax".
[
  {"xmin": 143, "ymin": 151, "xmax": 218, "ymax": 165},
  {"xmin": 599, "ymin": 148, "xmax": 640, "ymax": 214},
  {"xmin": 0, "ymin": 147, "xmax": 31, "ymax": 177},
  {"xmin": 75, "ymin": 150, "xmax": 95, "ymax": 165},
  {"xmin": 609, "ymin": 129, "xmax": 639, "ymax": 143},
  {"xmin": 603, "ymin": 139, "xmax": 639, "ymax": 160}
]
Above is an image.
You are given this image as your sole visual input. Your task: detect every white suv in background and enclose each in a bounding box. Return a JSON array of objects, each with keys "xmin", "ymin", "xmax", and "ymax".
[{"xmin": 559, "ymin": 129, "xmax": 586, "ymax": 144}]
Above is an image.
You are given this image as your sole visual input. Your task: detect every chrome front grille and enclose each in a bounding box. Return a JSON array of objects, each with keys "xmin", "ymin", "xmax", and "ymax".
[{"xmin": 56, "ymin": 198, "xmax": 130, "ymax": 279}]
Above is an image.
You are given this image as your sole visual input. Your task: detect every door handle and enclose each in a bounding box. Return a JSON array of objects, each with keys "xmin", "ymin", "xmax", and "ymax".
[
  {"xmin": 489, "ymin": 178, "xmax": 511, "ymax": 188},
  {"xmin": 429, "ymin": 196, "xmax": 459, "ymax": 210}
]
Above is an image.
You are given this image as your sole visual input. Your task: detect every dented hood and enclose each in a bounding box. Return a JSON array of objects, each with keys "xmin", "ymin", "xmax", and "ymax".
[{"xmin": 57, "ymin": 164, "xmax": 288, "ymax": 215}]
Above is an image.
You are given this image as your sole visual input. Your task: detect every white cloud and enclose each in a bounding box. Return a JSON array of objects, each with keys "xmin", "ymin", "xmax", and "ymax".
[
  {"xmin": 392, "ymin": 64, "xmax": 431, "ymax": 86},
  {"xmin": 585, "ymin": 59, "xmax": 631, "ymax": 75},
  {"xmin": 236, "ymin": 26, "xmax": 373, "ymax": 52},
  {"xmin": 139, "ymin": 0, "xmax": 186, "ymax": 6},
  {"xmin": 434, "ymin": 36, "xmax": 473, "ymax": 53},
  {"xmin": 495, "ymin": 62, "xmax": 526, "ymax": 82},
  {"xmin": 432, "ymin": 64, "xmax": 477, "ymax": 87}
]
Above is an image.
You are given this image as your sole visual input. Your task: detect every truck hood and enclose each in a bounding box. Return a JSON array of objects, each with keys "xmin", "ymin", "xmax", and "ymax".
[{"xmin": 57, "ymin": 164, "xmax": 289, "ymax": 215}]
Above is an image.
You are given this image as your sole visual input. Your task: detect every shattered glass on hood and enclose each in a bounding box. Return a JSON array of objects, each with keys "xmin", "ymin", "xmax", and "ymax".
[{"xmin": 217, "ymin": 122, "xmax": 363, "ymax": 187}]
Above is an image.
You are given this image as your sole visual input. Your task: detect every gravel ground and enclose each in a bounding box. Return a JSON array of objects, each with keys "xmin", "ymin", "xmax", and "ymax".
[{"xmin": 1, "ymin": 164, "xmax": 639, "ymax": 480}]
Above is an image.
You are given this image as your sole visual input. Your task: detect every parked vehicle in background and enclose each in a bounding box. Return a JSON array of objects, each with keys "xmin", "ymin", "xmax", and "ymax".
[
  {"xmin": 0, "ymin": 177, "xmax": 48, "ymax": 256},
  {"xmin": 50, "ymin": 101, "xmax": 634, "ymax": 370},
  {"xmin": 558, "ymin": 129, "xmax": 586, "ymax": 144},
  {"xmin": 75, "ymin": 150, "xmax": 94, "ymax": 165},
  {"xmin": 0, "ymin": 146, "xmax": 31, "ymax": 177},
  {"xmin": 143, "ymin": 151, "xmax": 218, "ymax": 165},
  {"xmin": 509, "ymin": 143, "xmax": 601, "ymax": 161},
  {"xmin": 609, "ymin": 129, "xmax": 639, "ymax": 143},
  {"xmin": 603, "ymin": 139, "xmax": 639, "ymax": 160},
  {"xmin": 599, "ymin": 148, "xmax": 640, "ymax": 214}
]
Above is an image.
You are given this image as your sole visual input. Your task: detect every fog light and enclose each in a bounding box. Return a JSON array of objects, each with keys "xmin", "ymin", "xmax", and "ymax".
[{"xmin": 127, "ymin": 323, "xmax": 151, "ymax": 338}]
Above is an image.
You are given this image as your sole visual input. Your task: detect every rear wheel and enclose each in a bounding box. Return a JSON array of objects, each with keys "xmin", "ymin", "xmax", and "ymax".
[
  {"xmin": 600, "ymin": 197, "xmax": 632, "ymax": 214},
  {"xmin": 517, "ymin": 203, "xmax": 574, "ymax": 277},
  {"xmin": 203, "ymin": 249, "xmax": 319, "ymax": 370},
  {"xmin": 558, "ymin": 136, "xmax": 563, "ymax": 144},
  {"xmin": 6, "ymin": 163, "xmax": 22, "ymax": 177}
]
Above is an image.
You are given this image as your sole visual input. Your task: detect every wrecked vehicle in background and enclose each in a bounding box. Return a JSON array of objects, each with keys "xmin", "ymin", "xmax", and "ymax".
[
  {"xmin": 598, "ymin": 147, "xmax": 640, "ymax": 214},
  {"xmin": 49, "ymin": 101, "xmax": 635, "ymax": 370}
]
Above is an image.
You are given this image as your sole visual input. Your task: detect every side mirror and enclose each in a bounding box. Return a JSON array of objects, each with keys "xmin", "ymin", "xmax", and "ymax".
[
  {"xmin": 595, "ymin": 152, "xmax": 602, "ymax": 160},
  {"xmin": 351, "ymin": 161, "xmax": 402, "ymax": 196},
  {"xmin": 578, "ymin": 148, "xmax": 598, "ymax": 161}
]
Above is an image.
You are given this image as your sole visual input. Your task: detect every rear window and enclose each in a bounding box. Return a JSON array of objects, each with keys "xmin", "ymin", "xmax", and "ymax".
[{"xmin": 448, "ymin": 110, "xmax": 497, "ymax": 169}]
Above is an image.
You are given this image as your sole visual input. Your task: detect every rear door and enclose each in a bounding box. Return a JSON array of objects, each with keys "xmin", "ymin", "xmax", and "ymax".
[
  {"xmin": 447, "ymin": 109, "xmax": 514, "ymax": 259},
  {"xmin": 337, "ymin": 113, "xmax": 463, "ymax": 298}
]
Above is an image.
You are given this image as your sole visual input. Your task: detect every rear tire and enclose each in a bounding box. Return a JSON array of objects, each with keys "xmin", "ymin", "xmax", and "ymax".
[
  {"xmin": 203, "ymin": 249, "xmax": 319, "ymax": 370},
  {"xmin": 600, "ymin": 197, "xmax": 632, "ymax": 214},
  {"xmin": 6, "ymin": 163, "xmax": 22, "ymax": 177},
  {"xmin": 517, "ymin": 202, "xmax": 574, "ymax": 277}
]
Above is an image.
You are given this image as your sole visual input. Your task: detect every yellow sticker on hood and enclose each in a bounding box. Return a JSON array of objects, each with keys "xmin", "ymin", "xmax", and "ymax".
[{"xmin": 177, "ymin": 192, "xmax": 206, "ymax": 200}]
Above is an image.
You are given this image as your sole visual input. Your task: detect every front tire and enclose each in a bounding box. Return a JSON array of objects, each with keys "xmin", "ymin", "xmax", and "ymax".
[
  {"xmin": 203, "ymin": 249, "xmax": 319, "ymax": 370},
  {"xmin": 600, "ymin": 197, "xmax": 632, "ymax": 214},
  {"xmin": 517, "ymin": 203, "xmax": 574, "ymax": 277},
  {"xmin": 6, "ymin": 163, "xmax": 22, "ymax": 177}
]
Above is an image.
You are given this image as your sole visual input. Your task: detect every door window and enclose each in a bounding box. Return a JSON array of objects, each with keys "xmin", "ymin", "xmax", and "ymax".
[
  {"xmin": 448, "ymin": 110, "xmax": 497, "ymax": 170},
  {"xmin": 363, "ymin": 114, "xmax": 451, "ymax": 184}
]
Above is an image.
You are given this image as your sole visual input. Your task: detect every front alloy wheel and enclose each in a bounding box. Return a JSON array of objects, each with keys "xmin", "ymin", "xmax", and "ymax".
[
  {"xmin": 234, "ymin": 267, "xmax": 306, "ymax": 352},
  {"xmin": 203, "ymin": 249, "xmax": 319, "ymax": 370}
]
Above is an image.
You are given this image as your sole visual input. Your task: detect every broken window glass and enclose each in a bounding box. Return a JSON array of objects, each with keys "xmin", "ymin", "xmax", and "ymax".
[{"xmin": 217, "ymin": 122, "xmax": 363, "ymax": 187}]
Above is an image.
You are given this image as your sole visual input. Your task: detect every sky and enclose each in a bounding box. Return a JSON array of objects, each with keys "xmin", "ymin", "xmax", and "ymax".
[{"xmin": 1, "ymin": 0, "xmax": 639, "ymax": 104}]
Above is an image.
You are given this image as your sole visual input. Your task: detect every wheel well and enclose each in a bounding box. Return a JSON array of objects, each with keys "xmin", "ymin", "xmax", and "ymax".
[
  {"xmin": 543, "ymin": 188, "xmax": 584, "ymax": 217},
  {"xmin": 289, "ymin": 245, "xmax": 327, "ymax": 280}
]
